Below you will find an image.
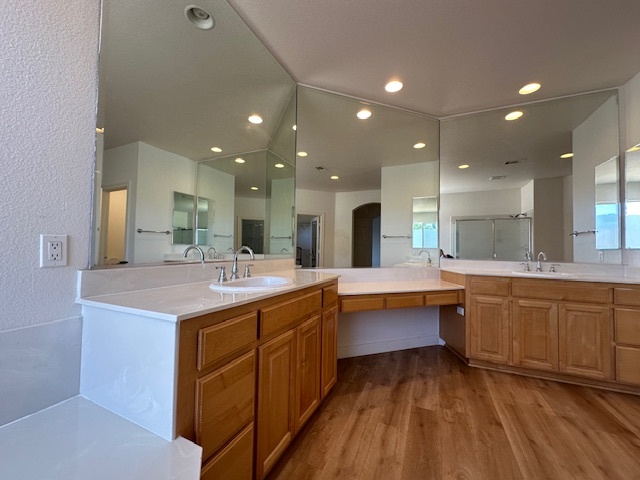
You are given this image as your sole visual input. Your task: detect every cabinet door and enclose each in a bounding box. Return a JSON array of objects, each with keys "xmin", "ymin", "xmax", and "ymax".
[
  {"xmin": 321, "ymin": 305, "xmax": 338, "ymax": 399},
  {"xmin": 200, "ymin": 423, "xmax": 254, "ymax": 480},
  {"xmin": 559, "ymin": 304, "xmax": 611, "ymax": 380},
  {"xmin": 470, "ymin": 296, "xmax": 510, "ymax": 364},
  {"xmin": 256, "ymin": 330, "xmax": 296, "ymax": 480},
  {"xmin": 512, "ymin": 300, "xmax": 559, "ymax": 372},
  {"xmin": 295, "ymin": 315, "xmax": 321, "ymax": 432}
]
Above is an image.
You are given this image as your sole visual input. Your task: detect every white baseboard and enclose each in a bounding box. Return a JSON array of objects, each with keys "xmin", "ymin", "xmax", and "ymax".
[{"xmin": 337, "ymin": 333, "xmax": 442, "ymax": 359}]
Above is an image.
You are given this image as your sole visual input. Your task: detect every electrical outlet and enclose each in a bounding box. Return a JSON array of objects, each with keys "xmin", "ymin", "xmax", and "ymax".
[{"xmin": 40, "ymin": 234, "xmax": 68, "ymax": 267}]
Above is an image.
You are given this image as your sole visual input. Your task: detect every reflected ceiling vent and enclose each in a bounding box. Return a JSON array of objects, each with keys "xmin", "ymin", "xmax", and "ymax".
[
  {"xmin": 314, "ymin": 166, "xmax": 327, "ymax": 171},
  {"xmin": 489, "ymin": 175, "xmax": 506, "ymax": 180},
  {"xmin": 185, "ymin": 5, "xmax": 215, "ymax": 30},
  {"xmin": 504, "ymin": 158, "xmax": 526, "ymax": 165}
]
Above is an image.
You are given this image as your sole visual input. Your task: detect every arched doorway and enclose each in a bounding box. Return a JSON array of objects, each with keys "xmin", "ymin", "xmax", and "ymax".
[{"xmin": 352, "ymin": 203, "xmax": 381, "ymax": 267}]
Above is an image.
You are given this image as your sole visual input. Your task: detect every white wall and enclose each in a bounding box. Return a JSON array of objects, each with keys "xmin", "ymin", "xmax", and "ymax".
[
  {"xmin": 0, "ymin": 0, "xmax": 100, "ymax": 424},
  {"xmin": 439, "ymin": 188, "xmax": 522, "ymax": 255},
  {"xmin": 335, "ymin": 190, "xmax": 381, "ymax": 267},
  {"xmin": 134, "ymin": 143, "xmax": 196, "ymax": 263},
  {"xmin": 269, "ymin": 178, "xmax": 295, "ymax": 254},
  {"xmin": 572, "ymin": 96, "xmax": 621, "ymax": 264},
  {"xmin": 533, "ymin": 177, "xmax": 566, "ymax": 261},
  {"xmin": 199, "ymin": 165, "xmax": 235, "ymax": 253},
  {"xmin": 296, "ymin": 189, "xmax": 336, "ymax": 267},
  {"xmin": 381, "ymin": 162, "xmax": 439, "ymax": 266}
]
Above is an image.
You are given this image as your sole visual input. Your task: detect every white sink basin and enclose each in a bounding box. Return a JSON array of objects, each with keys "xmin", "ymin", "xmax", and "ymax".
[
  {"xmin": 510, "ymin": 271, "xmax": 575, "ymax": 278},
  {"xmin": 209, "ymin": 275, "xmax": 295, "ymax": 293}
]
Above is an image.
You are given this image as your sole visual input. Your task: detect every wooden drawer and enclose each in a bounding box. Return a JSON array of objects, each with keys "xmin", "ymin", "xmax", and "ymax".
[
  {"xmin": 425, "ymin": 290, "xmax": 461, "ymax": 306},
  {"xmin": 197, "ymin": 312, "xmax": 257, "ymax": 371},
  {"xmin": 615, "ymin": 346, "xmax": 640, "ymax": 385},
  {"xmin": 615, "ymin": 308, "xmax": 640, "ymax": 346},
  {"xmin": 614, "ymin": 287, "xmax": 640, "ymax": 307},
  {"xmin": 260, "ymin": 290, "xmax": 322, "ymax": 337},
  {"xmin": 323, "ymin": 283, "xmax": 338, "ymax": 307},
  {"xmin": 340, "ymin": 295, "xmax": 385, "ymax": 313},
  {"xmin": 512, "ymin": 280, "xmax": 609, "ymax": 304},
  {"xmin": 470, "ymin": 277, "xmax": 509, "ymax": 297},
  {"xmin": 196, "ymin": 351, "xmax": 255, "ymax": 461},
  {"xmin": 201, "ymin": 423, "xmax": 254, "ymax": 480},
  {"xmin": 386, "ymin": 293, "xmax": 424, "ymax": 309}
]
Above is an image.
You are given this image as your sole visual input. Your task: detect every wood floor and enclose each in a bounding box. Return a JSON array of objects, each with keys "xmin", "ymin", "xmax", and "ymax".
[{"xmin": 266, "ymin": 346, "xmax": 640, "ymax": 480}]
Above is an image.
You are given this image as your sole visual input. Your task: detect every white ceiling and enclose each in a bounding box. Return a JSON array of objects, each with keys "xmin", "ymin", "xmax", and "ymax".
[{"xmin": 228, "ymin": 0, "xmax": 640, "ymax": 117}]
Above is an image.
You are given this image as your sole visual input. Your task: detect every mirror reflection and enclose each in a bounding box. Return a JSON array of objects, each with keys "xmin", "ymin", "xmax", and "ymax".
[
  {"xmin": 595, "ymin": 156, "xmax": 620, "ymax": 250},
  {"xmin": 626, "ymin": 144, "xmax": 640, "ymax": 249},
  {"xmin": 295, "ymin": 86, "xmax": 440, "ymax": 268},
  {"xmin": 440, "ymin": 90, "xmax": 621, "ymax": 264},
  {"xmin": 93, "ymin": 0, "xmax": 296, "ymax": 266}
]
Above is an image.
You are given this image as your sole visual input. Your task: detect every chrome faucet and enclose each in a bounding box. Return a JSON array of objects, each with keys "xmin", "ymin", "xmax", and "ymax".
[
  {"xmin": 182, "ymin": 245, "xmax": 205, "ymax": 263},
  {"xmin": 207, "ymin": 246, "xmax": 217, "ymax": 260},
  {"xmin": 536, "ymin": 251, "xmax": 547, "ymax": 272},
  {"xmin": 231, "ymin": 245, "xmax": 255, "ymax": 280},
  {"xmin": 419, "ymin": 250, "xmax": 432, "ymax": 265}
]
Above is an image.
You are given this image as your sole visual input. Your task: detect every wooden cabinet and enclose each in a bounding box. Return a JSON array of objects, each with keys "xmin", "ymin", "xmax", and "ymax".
[
  {"xmin": 321, "ymin": 305, "xmax": 338, "ymax": 399},
  {"xmin": 256, "ymin": 329, "xmax": 296, "ymax": 480},
  {"xmin": 512, "ymin": 299, "xmax": 558, "ymax": 372},
  {"xmin": 615, "ymin": 307, "xmax": 640, "ymax": 385},
  {"xmin": 469, "ymin": 295, "xmax": 510, "ymax": 364},
  {"xmin": 176, "ymin": 279, "xmax": 339, "ymax": 480},
  {"xmin": 295, "ymin": 315, "xmax": 322, "ymax": 431},
  {"xmin": 558, "ymin": 304, "xmax": 611, "ymax": 380}
]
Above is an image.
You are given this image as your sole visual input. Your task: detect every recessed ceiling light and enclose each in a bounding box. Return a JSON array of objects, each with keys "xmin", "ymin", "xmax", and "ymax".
[
  {"xmin": 505, "ymin": 111, "xmax": 524, "ymax": 121},
  {"xmin": 292, "ymin": 125, "xmax": 297, "ymax": 131},
  {"xmin": 560, "ymin": 153, "xmax": 574, "ymax": 159},
  {"xmin": 210, "ymin": 146, "xmax": 222, "ymax": 153},
  {"xmin": 330, "ymin": 175, "xmax": 339, "ymax": 180},
  {"xmin": 297, "ymin": 151, "xmax": 308, "ymax": 157},
  {"xmin": 95, "ymin": 127, "xmax": 104, "ymax": 134},
  {"xmin": 248, "ymin": 115, "xmax": 263, "ymax": 124},
  {"xmin": 413, "ymin": 142, "xmax": 426, "ymax": 149},
  {"xmin": 458, "ymin": 164, "xmax": 470, "ymax": 169},
  {"xmin": 235, "ymin": 157, "xmax": 245, "ymax": 164},
  {"xmin": 184, "ymin": 5, "xmax": 215, "ymax": 30},
  {"xmin": 385, "ymin": 80, "xmax": 403, "ymax": 93},
  {"xmin": 490, "ymin": 175, "xmax": 506, "ymax": 181},
  {"xmin": 274, "ymin": 163, "xmax": 284, "ymax": 168},
  {"xmin": 250, "ymin": 186, "xmax": 258, "ymax": 191},
  {"xmin": 357, "ymin": 109, "xmax": 372, "ymax": 120},
  {"xmin": 519, "ymin": 83, "xmax": 541, "ymax": 95},
  {"xmin": 626, "ymin": 144, "xmax": 640, "ymax": 152}
]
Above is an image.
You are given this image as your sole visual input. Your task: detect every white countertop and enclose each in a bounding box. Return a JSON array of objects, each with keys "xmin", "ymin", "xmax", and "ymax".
[
  {"xmin": 0, "ymin": 396, "xmax": 201, "ymax": 480},
  {"xmin": 78, "ymin": 269, "xmax": 339, "ymax": 322},
  {"xmin": 338, "ymin": 279, "xmax": 464, "ymax": 295}
]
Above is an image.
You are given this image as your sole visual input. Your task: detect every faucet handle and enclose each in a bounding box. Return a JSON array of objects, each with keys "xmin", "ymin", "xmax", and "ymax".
[
  {"xmin": 215, "ymin": 266, "xmax": 227, "ymax": 283},
  {"xmin": 243, "ymin": 264, "xmax": 254, "ymax": 278},
  {"xmin": 519, "ymin": 262, "xmax": 530, "ymax": 272},
  {"xmin": 549, "ymin": 264, "xmax": 560, "ymax": 273}
]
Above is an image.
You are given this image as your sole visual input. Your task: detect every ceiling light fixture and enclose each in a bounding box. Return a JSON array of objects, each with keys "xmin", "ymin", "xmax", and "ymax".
[
  {"xmin": 519, "ymin": 83, "xmax": 541, "ymax": 95},
  {"xmin": 292, "ymin": 125, "xmax": 297, "ymax": 131},
  {"xmin": 505, "ymin": 111, "xmax": 524, "ymax": 121},
  {"xmin": 184, "ymin": 5, "xmax": 215, "ymax": 30},
  {"xmin": 357, "ymin": 109, "xmax": 372, "ymax": 120},
  {"xmin": 250, "ymin": 186, "xmax": 258, "ymax": 191},
  {"xmin": 330, "ymin": 175, "xmax": 339, "ymax": 180},
  {"xmin": 560, "ymin": 153, "xmax": 574, "ymax": 159},
  {"xmin": 210, "ymin": 146, "xmax": 222, "ymax": 153},
  {"xmin": 234, "ymin": 157, "xmax": 245, "ymax": 164},
  {"xmin": 95, "ymin": 127, "xmax": 104, "ymax": 134},
  {"xmin": 297, "ymin": 151, "xmax": 308, "ymax": 157},
  {"xmin": 385, "ymin": 80, "xmax": 403, "ymax": 93},
  {"xmin": 274, "ymin": 163, "xmax": 284, "ymax": 168},
  {"xmin": 458, "ymin": 164, "xmax": 470, "ymax": 169},
  {"xmin": 413, "ymin": 142, "xmax": 426, "ymax": 149},
  {"xmin": 248, "ymin": 115, "xmax": 263, "ymax": 124}
]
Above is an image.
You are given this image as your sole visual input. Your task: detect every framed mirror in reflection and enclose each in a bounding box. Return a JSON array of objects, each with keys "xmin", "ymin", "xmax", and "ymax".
[
  {"xmin": 92, "ymin": 0, "xmax": 296, "ymax": 267},
  {"xmin": 440, "ymin": 90, "xmax": 621, "ymax": 264}
]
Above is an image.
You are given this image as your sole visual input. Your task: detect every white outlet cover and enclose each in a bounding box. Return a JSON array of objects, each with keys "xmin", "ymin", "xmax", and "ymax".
[{"xmin": 40, "ymin": 234, "xmax": 68, "ymax": 267}]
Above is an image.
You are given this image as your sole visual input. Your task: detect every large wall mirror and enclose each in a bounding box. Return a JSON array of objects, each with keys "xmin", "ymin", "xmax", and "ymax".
[
  {"xmin": 92, "ymin": 0, "xmax": 296, "ymax": 266},
  {"xmin": 625, "ymin": 143, "xmax": 640, "ymax": 249},
  {"xmin": 440, "ymin": 90, "xmax": 621, "ymax": 264},
  {"xmin": 295, "ymin": 86, "xmax": 440, "ymax": 268}
]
